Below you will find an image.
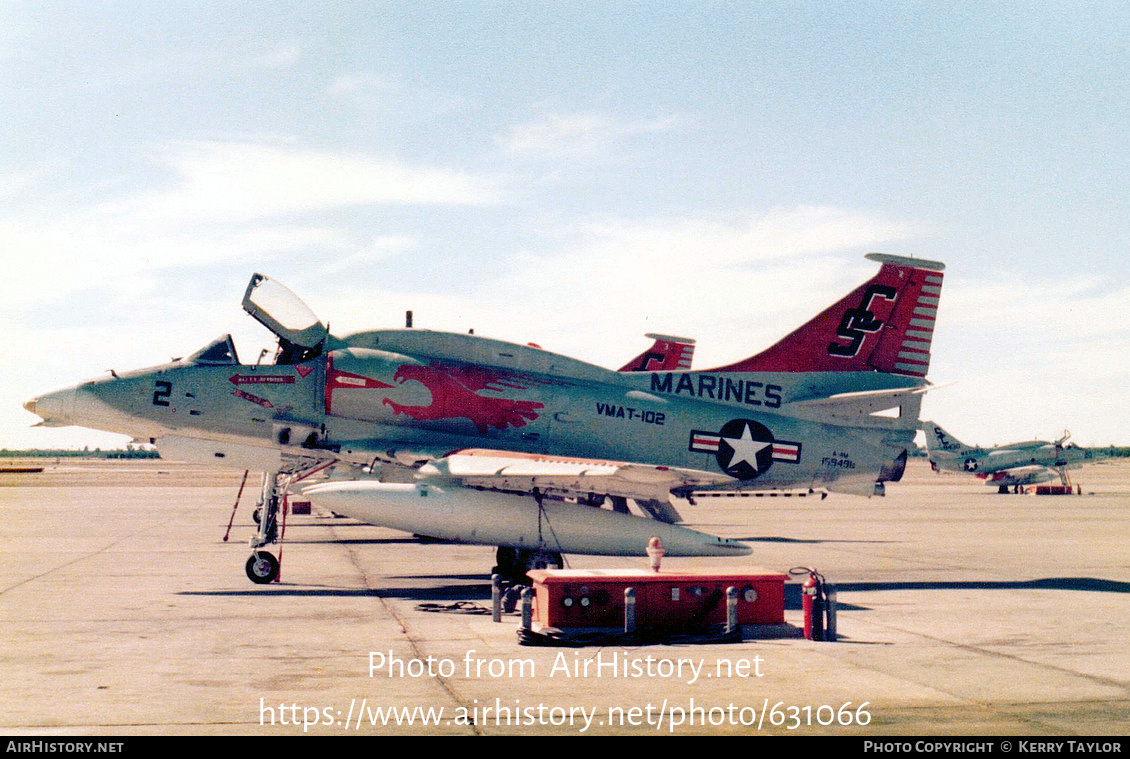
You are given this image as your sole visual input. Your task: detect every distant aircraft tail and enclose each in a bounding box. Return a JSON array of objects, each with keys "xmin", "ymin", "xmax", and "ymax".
[
  {"xmin": 921, "ymin": 422, "xmax": 971, "ymax": 455},
  {"xmin": 619, "ymin": 334, "xmax": 696, "ymax": 372},
  {"xmin": 712, "ymin": 253, "xmax": 945, "ymax": 377}
]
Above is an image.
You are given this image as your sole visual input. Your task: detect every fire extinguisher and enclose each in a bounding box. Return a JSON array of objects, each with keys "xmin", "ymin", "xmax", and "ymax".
[{"xmin": 791, "ymin": 567, "xmax": 835, "ymax": 641}]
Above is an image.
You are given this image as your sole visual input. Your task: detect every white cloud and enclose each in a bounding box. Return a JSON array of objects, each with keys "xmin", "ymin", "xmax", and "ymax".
[
  {"xmin": 499, "ymin": 111, "xmax": 690, "ymax": 157},
  {"xmin": 318, "ymin": 205, "xmax": 920, "ymax": 370},
  {"xmin": 921, "ymin": 274, "xmax": 1130, "ymax": 446},
  {"xmin": 323, "ymin": 73, "xmax": 468, "ymax": 120},
  {"xmin": 485, "ymin": 207, "xmax": 917, "ymax": 362},
  {"xmin": 253, "ymin": 42, "xmax": 304, "ymax": 70},
  {"xmin": 318, "ymin": 236, "xmax": 420, "ymax": 275},
  {"xmin": 0, "ymin": 139, "xmax": 506, "ymax": 318},
  {"xmin": 326, "ymin": 73, "xmax": 398, "ymax": 98},
  {"xmin": 943, "ymin": 276, "xmax": 1130, "ymax": 342},
  {"xmin": 97, "ymin": 141, "xmax": 506, "ymax": 224},
  {"xmin": 0, "ymin": 217, "xmax": 352, "ymax": 314},
  {"xmin": 0, "ymin": 161, "xmax": 65, "ymax": 200}
]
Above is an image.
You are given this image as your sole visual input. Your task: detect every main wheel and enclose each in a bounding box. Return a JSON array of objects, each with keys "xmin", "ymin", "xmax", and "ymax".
[
  {"xmin": 492, "ymin": 547, "xmax": 563, "ymax": 583},
  {"xmin": 245, "ymin": 551, "xmax": 280, "ymax": 584},
  {"xmin": 525, "ymin": 549, "xmax": 563, "ymax": 572},
  {"xmin": 492, "ymin": 546, "xmax": 520, "ymax": 580}
]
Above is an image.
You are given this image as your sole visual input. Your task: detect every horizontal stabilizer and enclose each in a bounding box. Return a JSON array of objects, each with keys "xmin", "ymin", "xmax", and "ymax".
[{"xmin": 784, "ymin": 386, "xmax": 932, "ymax": 427}]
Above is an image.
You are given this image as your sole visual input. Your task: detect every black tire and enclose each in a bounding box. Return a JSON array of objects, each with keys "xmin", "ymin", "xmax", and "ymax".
[
  {"xmin": 526, "ymin": 549, "xmax": 563, "ymax": 572},
  {"xmin": 492, "ymin": 546, "xmax": 517, "ymax": 578},
  {"xmin": 245, "ymin": 551, "xmax": 280, "ymax": 584},
  {"xmin": 493, "ymin": 547, "xmax": 563, "ymax": 584}
]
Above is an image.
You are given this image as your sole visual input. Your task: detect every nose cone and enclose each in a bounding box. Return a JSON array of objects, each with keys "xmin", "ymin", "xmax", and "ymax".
[
  {"xmin": 23, "ymin": 386, "xmax": 78, "ymax": 427},
  {"xmin": 707, "ymin": 537, "xmax": 754, "ymax": 557}
]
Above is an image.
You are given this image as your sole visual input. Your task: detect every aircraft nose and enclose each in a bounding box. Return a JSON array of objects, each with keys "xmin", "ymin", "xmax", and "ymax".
[
  {"xmin": 715, "ymin": 538, "xmax": 753, "ymax": 557},
  {"xmin": 23, "ymin": 386, "xmax": 78, "ymax": 426}
]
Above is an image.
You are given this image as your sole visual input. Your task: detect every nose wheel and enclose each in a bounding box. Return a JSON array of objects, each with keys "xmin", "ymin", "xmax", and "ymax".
[{"xmin": 246, "ymin": 551, "xmax": 280, "ymax": 584}]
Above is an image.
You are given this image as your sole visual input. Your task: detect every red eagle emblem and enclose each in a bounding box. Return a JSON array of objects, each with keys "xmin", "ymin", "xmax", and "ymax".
[{"xmin": 382, "ymin": 363, "xmax": 546, "ymax": 433}]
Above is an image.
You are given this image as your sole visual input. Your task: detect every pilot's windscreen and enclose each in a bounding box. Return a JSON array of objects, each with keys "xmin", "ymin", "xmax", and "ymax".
[{"xmin": 187, "ymin": 335, "xmax": 239, "ymax": 365}]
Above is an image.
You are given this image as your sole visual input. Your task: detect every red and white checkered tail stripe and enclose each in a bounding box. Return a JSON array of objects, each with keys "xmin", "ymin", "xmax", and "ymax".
[
  {"xmin": 894, "ymin": 270, "xmax": 943, "ymax": 377},
  {"xmin": 676, "ymin": 344, "xmax": 695, "ymax": 369}
]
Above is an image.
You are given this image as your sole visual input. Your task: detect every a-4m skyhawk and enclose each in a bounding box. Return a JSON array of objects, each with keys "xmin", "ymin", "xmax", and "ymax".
[
  {"xmin": 921, "ymin": 422, "xmax": 1099, "ymax": 493},
  {"xmin": 24, "ymin": 253, "xmax": 945, "ymax": 583}
]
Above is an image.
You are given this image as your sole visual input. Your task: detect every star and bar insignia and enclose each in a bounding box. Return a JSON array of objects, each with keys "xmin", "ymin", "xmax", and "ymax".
[{"xmin": 689, "ymin": 419, "xmax": 801, "ymax": 479}]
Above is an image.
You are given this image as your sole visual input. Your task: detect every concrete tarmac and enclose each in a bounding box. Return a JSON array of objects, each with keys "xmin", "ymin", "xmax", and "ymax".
[{"xmin": 1, "ymin": 457, "xmax": 1128, "ymax": 736}]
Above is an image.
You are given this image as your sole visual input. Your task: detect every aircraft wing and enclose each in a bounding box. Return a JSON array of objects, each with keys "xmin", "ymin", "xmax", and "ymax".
[
  {"xmin": 416, "ymin": 449, "xmax": 733, "ymax": 519},
  {"xmin": 981, "ymin": 465, "xmax": 1061, "ymax": 487}
]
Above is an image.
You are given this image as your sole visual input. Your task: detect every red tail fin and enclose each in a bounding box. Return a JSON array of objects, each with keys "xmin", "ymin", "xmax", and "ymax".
[
  {"xmin": 619, "ymin": 334, "xmax": 696, "ymax": 372},
  {"xmin": 715, "ymin": 253, "xmax": 944, "ymax": 376}
]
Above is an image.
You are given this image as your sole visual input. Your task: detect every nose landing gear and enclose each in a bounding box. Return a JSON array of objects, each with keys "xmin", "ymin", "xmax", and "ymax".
[
  {"xmin": 246, "ymin": 550, "xmax": 280, "ymax": 584},
  {"xmin": 238, "ymin": 460, "xmax": 336, "ymax": 584},
  {"xmin": 245, "ymin": 469, "xmax": 285, "ymax": 584}
]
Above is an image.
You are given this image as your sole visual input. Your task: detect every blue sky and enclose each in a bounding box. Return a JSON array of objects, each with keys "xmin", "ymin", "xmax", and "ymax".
[{"xmin": 3, "ymin": 1, "xmax": 1128, "ymax": 449}]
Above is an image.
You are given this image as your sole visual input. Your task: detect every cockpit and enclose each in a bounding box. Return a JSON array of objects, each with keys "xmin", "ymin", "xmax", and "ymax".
[
  {"xmin": 182, "ymin": 275, "xmax": 333, "ymax": 368},
  {"xmin": 241, "ymin": 273, "xmax": 329, "ymax": 365}
]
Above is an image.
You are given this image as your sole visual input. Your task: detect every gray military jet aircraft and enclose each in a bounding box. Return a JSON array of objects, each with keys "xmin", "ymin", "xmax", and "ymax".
[
  {"xmin": 921, "ymin": 422, "xmax": 1097, "ymax": 492},
  {"xmin": 25, "ymin": 252, "xmax": 944, "ymax": 583}
]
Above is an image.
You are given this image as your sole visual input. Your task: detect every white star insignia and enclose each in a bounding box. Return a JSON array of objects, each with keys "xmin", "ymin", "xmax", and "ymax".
[{"xmin": 722, "ymin": 423, "xmax": 770, "ymax": 472}]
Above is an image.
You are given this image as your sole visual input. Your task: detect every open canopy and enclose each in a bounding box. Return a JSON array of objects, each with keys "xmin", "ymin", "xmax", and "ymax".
[{"xmin": 242, "ymin": 273, "xmax": 329, "ymax": 363}]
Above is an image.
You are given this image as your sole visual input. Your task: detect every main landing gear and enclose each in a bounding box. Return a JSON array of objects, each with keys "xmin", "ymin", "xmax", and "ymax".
[
  {"xmin": 491, "ymin": 488, "xmax": 566, "ymax": 584},
  {"xmin": 492, "ymin": 546, "xmax": 564, "ymax": 585}
]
